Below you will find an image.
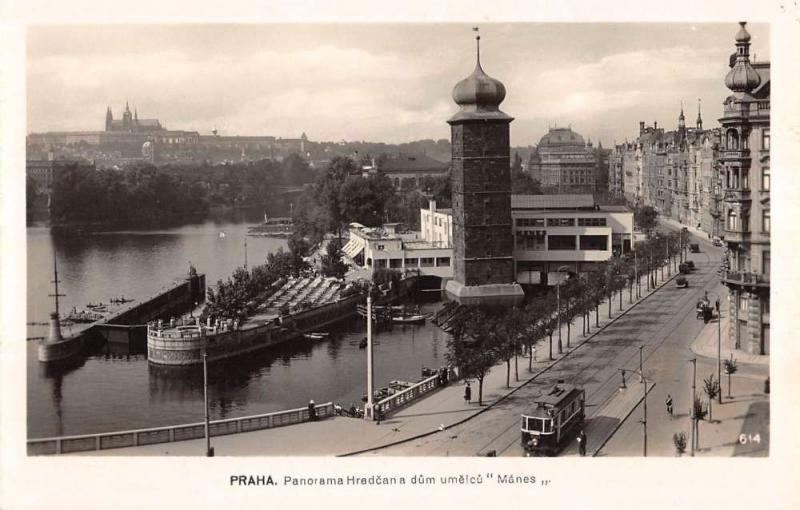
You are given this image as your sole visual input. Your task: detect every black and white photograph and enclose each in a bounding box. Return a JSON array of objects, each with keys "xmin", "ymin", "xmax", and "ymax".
[{"xmin": 2, "ymin": 1, "xmax": 799, "ymax": 509}]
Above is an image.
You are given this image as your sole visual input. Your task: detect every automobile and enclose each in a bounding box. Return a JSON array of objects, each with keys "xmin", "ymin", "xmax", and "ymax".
[
  {"xmin": 679, "ymin": 263, "xmax": 691, "ymax": 274},
  {"xmin": 686, "ymin": 260, "xmax": 695, "ymax": 270},
  {"xmin": 689, "ymin": 243, "xmax": 700, "ymax": 253},
  {"xmin": 676, "ymin": 275, "xmax": 689, "ymax": 288},
  {"xmin": 712, "ymin": 237, "xmax": 724, "ymax": 247}
]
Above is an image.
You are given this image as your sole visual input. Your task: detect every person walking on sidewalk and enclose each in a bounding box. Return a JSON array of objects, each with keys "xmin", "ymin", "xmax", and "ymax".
[
  {"xmin": 464, "ymin": 383, "xmax": 472, "ymax": 404},
  {"xmin": 665, "ymin": 394, "xmax": 673, "ymax": 417},
  {"xmin": 578, "ymin": 429, "xmax": 587, "ymax": 456}
]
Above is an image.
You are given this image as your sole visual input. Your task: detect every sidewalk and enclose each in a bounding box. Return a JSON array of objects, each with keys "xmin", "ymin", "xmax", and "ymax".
[
  {"xmin": 79, "ymin": 262, "xmax": 679, "ymax": 457},
  {"xmin": 690, "ymin": 298, "xmax": 770, "ymax": 368}
]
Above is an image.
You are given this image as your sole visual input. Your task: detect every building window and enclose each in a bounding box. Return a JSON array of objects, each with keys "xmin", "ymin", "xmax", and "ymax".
[
  {"xmin": 517, "ymin": 230, "xmax": 546, "ymax": 251},
  {"xmin": 762, "ymin": 129, "xmax": 770, "ymax": 151},
  {"xmin": 762, "ymin": 210, "xmax": 770, "ymax": 233},
  {"xmin": 389, "ymin": 258, "xmax": 403, "ymax": 269},
  {"xmin": 546, "ymin": 218, "xmax": 576, "ymax": 227},
  {"xmin": 547, "ymin": 235, "xmax": 577, "ymax": 251},
  {"xmin": 727, "ymin": 210, "xmax": 738, "ymax": 231},
  {"xmin": 579, "ymin": 235, "xmax": 608, "ymax": 251},
  {"xmin": 405, "ymin": 258, "xmax": 419, "ymax": 267},
  {"xmin": 726, "ymin": 130, "xmax": 739, "ymax": 150},
  {"xmin": 762, "ymin": 167, "xmax": 770, "ymax": 191},
  {"xmin": 420, "ymin": 258, "xmax": 434, "ymax": 267},
  {"xmin": 763, "ymin": 251, "xmax": 770, "ymax": 275},
  {"xmin": 436, "ymin": 257, "xmax": 450, "ymax": 267},
  {"xmin": 577, "ymin": 218, "xmax": 607, "ymax": 227}
]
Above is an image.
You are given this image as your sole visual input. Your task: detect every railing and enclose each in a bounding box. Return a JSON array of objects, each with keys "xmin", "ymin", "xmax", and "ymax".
[
  {"xmin": 722, "ymin": 271, "xmax": 770, "ymax": 287},
  {"xmin": 27, "ymin": 402, "xmax": 334, "ymax": 456},
  {"xmin": 375, "ymin": 373, "xmax": 445, "ymax": 417}
]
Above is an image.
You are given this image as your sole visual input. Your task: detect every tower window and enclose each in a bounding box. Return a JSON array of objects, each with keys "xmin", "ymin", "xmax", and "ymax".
[
  {"xmin": 762, "ymin": 167, "xmax": 770, "ymax": 191},
  {"xmin": 762, "ymin": 129, "xmax": 770, "ymax": 150},
  {"xmin": 762, "ymin": 210, "xmax": 770, "ymax": 233}
]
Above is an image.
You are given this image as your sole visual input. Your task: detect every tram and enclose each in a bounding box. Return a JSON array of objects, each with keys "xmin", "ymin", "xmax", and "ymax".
[{"xmin": 521, "ymin": 383, "xmax": 585, "ymax": 456}]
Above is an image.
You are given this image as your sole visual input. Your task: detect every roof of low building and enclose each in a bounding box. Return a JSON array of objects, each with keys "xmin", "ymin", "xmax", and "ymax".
[
  {"xmin": 380, "ymin": 154, "xmax": 449, "ymax": 173},
  {"xmin": 511, "ymin": 194, "xmax": 595, "ymax": 210}
]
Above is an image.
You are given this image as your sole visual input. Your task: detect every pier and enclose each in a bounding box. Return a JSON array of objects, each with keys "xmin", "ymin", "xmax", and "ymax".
[{"xmin": 38, "ymin": 272, "xmax": 206, "ymax": 362}]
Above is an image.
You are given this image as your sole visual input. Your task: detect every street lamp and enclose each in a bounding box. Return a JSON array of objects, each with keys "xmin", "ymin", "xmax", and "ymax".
[
  {"xmin": 203, "ymin": 350, "xmax": 214, "ymax": 457},
  {"xmin": 554, "ymin": 266, "xmax": 571, "ymax": 354},
  {"xmin": 706, "ymin": 291, "xmax": 723, "ymax": 405}
]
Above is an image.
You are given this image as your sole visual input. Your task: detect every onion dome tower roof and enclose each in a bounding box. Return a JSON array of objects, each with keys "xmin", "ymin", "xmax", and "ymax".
[
  {"xmin": 449, "ymin": 32, "xmax": 512, "ymax": 123},
  {"xmin": 725, "ymin": 22, "xmax": 761, "ymax": 94}
]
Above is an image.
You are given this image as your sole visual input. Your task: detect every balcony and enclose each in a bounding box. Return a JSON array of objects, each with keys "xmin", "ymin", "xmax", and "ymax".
[
  {"xmin": 722, "ymin": 271, "xmax": 770, "ymax": 289},
  {"xmin": 723, "ymin": 188, "xmax": 751, "ymax": 203},
  {"xmin": 722, "ymin": 227, "xmax": 750, "ymax": 244},
  {"xmin": 720, "ymin": 149, "xmax": 751, "ymax": 161}
]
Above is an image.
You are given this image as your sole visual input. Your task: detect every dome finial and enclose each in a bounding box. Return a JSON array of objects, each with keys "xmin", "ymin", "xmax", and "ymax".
[{"xmin": 473, "ymin": 26, "xmax": 481, "ymax": 67}]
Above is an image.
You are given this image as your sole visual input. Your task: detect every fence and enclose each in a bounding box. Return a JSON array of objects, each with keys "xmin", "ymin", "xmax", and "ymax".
[
  {"xmin": 374, "ymin": 374, "xmax": 444, "ymax": 417},
  {"xmin": 27, "ymin": 402, "xmax": 333, "ymax": 455}
]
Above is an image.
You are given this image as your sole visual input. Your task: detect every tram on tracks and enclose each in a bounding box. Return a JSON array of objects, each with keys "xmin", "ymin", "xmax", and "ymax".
[{"xmin": 521, "ymin": 383, "xmax": 585, "ymax": 456}]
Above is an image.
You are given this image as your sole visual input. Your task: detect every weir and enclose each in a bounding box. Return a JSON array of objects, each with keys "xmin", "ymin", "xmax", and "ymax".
[{"xmin": 38, "ymin": 273, "xmax": 206, "ymax": 363}]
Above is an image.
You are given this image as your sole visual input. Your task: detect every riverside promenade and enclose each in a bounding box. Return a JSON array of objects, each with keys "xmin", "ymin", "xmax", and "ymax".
[{"xmin": 80, "ymin": 256, "xmax": 684, "ymax": 457}]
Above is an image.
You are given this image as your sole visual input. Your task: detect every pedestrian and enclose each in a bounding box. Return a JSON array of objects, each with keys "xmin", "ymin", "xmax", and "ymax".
[
  {"xmin": 578, "ymin": 429, "xmax": 587, "ymax": 456},
  {"xmin": 665, "ymin": 394, "xmax": 673, "ymax": 416},
  {"xmin": 375, "ymin": 403, "xmax": 383, "ymax": 425},
  {"xmin": 464, "ymin": 382, "xmax": 472, "ymax": 404},
  {"xmin": 308, "ymin": 399, "xmax": 317, "ymax": 422}
]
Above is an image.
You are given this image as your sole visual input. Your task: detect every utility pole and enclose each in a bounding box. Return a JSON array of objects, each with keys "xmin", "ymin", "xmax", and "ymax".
[
  {"xmin": 717, "ymin": 298, "xmax": 722, "ymax": 405},
  {"xmin": 365, "ymin": 291, "xmax": 375, "ymax": 419},
  {"xmin": 556, "ymin": 283, "xmax": 563, "ymax": 354},
  {"xmin": 640, "ymin": 345, "xmax": 647, "ymax": 457},
  {"xmin": 634, "ymin": 250, "xmax": 640, "ymax": 298},
  {"xmin": 204, "ymin": 350, "xmax": 213, "ymax": 456},
  {"xmin": 689, "ymin": 357, "xmax": 697, "ymax": 456},
  {"xmin": 244, "ymin": 237, "xmax": 248, "ymax": 270}
]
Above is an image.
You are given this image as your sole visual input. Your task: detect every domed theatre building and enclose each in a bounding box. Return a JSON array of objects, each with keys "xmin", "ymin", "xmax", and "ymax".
[{"xmin": 526, "ymin": 127, "xmax": 599, "ymax": 194}]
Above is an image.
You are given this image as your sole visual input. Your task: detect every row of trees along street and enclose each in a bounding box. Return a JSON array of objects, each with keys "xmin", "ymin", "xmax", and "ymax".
[{"xmin": 445, "ymin": 228, "xmax": 690, "ymax": 406}]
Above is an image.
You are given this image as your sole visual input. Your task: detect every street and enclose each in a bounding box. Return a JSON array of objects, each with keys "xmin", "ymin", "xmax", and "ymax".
[{"xmin": 365, "ymin": 228, "xmax": 768, "ymax": 457}]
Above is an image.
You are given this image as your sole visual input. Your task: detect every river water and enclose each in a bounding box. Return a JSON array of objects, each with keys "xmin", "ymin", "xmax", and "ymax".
[{"xmin": 26, "ymin": 211, "xmax": 448, "ymax": 438}]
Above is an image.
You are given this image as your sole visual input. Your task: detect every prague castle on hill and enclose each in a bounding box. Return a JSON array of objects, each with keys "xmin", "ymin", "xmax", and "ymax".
[{"xmin": 26, "ymin": 102, "xmax": 308, "ymax": 166}]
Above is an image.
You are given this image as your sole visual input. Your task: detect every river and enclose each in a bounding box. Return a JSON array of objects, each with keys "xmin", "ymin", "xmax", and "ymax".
[{"xmin": 26, "ymin": 211, "xmax": 448, "ymax": 438}]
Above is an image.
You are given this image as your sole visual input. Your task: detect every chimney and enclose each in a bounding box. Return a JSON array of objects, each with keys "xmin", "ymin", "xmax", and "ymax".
[
  {"xmin": 639, "ymin": 121, "xmax": 645, "ymax": 135},
  {"xmin": 430, "ymin": 200, "xmax": 437, "ymax": 212}
]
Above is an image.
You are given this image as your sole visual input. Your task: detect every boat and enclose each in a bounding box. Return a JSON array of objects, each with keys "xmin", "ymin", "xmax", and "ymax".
[
  {"xmin": 392, "ymin": 314, "xmax": 426, "ymax": 325},
  {"xmin": 303, "ymin": 332, "xmax": 330, "ymax": 340},
  {"xmin": 248, "ymin": 216, "xmax": 295, "ymax": 237}
]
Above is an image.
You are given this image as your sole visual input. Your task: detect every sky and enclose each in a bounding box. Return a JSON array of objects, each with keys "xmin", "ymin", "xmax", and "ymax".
[{"xmin": 26, "ymin": 22, "xmax": 770, "ymax": 147}]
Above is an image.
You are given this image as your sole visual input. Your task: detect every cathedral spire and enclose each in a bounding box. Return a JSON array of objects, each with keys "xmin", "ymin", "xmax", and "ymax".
[{"xmin": 696, "ymin": 98, "xmax": 703, "ymax": 130}]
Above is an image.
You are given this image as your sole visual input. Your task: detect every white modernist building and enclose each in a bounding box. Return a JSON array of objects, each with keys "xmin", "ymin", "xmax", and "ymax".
[
  {"xmin": 510, "ymin": 194, "xmax": 634, "ymax": 286},
  {"xmin": 341, "ymin": 196, "xmax": 633, "ymax": 287},
  {"xmin": 341, "ymin": 204, "xmax": 453, "ymax": 279}
]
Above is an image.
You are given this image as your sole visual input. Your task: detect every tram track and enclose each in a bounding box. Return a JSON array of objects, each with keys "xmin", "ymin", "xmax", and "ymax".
[{"xmin": 429, "ymin": 252, "xmax": 719, "ymax": 457}]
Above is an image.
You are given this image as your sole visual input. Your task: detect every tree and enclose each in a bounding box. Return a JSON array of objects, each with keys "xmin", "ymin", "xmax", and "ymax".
[
  {"xmin": 511, "ymin": 164, "xmax": 542, "ymax": 195},
  {"xmin": 703, "ymin": 374, "xmax": 721, "ymax": 422},
  {"xmin": 446, "ymin": 307, "xmax": 498, "ymax": 406},
  {"xmin": 673, "ymin": 431, "xmax": 688, "ymax": 457},
  {"xmin": 723, "ymin": 356, "xmax": 738, "ymax": 399},
  {"xmin": 634, "ymin": 205, "xmax": 659, "ymax": 235},
  {"xmin": 691, "ymin": 395, "xmax": 708, "ymax": 452},
  {"xmin": 494, "ymin": 307, "xmax": 525, "ymax": 387},
  {"xmin": 320, "ymin": 238, "xmax": 348, "ymax": 278},
  {"xmin": 287, "ymin": 234, "xmax": 311, "ymax": 276}
]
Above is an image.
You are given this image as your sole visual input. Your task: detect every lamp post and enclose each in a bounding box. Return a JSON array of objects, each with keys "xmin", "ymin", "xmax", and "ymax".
[
  {"xmin": 689, "ymin": 357, "xmax": 697, "ymax": 456},
  {"xmin": 365, "ymin": 290, "xmax": 375, "ymax": 420},
  {"xmin": 554, "ymin": 266, "xmax": 570, "ymax": 354},
  {"xmin": 639, "ymin": 345, "xmax": 647, "ymax": 457},
  {"xmin": 203, "ymin": 350, "xmax": 213, "ymax": 457},
  {"xmin": 706, "ymin": 291, "xmax": 723, "ymax": 405}
]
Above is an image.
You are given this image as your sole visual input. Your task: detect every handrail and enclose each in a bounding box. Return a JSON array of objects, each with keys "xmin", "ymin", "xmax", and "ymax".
[
  {"xmin": 27, "ymin": 402, "xmax": 334, "ymax": 455},
  {"xmin": 375, "ymin": 374, "xmax": 443, "ymax": 417}
]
